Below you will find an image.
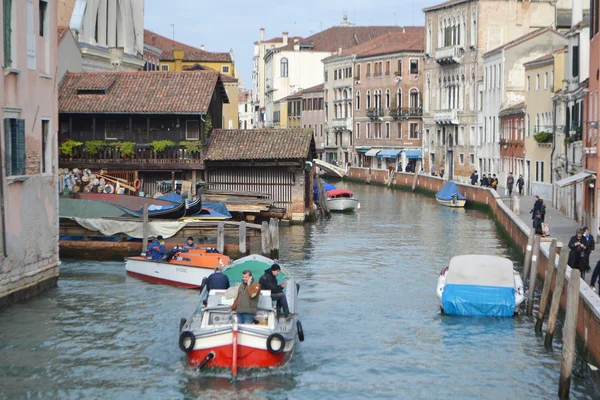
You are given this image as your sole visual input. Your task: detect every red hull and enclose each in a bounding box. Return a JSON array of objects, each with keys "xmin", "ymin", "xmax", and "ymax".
[
  {"xmin": 126, "ymin": 270, "xmax": 200, "ymax": 289},
  {"xmin": 188, "ymin": 344, "xmax": 289, "ymax": 369}
]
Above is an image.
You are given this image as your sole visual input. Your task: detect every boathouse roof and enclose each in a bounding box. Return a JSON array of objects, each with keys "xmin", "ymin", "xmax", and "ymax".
[
  {"xmin": 144, "ymin": 29, "xmax": 232, "ymax": 63},
  {"xmin": 205, "ymin": 129, "xmax": 316, "ymax": 162},
  {"xmin": 59, "ymin": 71, "xmax": 228, "ymax": 114}
]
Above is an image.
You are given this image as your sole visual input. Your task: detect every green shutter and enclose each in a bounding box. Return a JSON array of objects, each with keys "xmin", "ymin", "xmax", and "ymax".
[
  {"xmin": 3, "ymin": 0, "xmax": 11, "ymax": 67},
  {"xmin": 4, "ymin": 118, "xmax": 11, "ymax": 176},
  {"xmin": 15, "ymin": 119, "xmax": 24, "ymax": 175}
]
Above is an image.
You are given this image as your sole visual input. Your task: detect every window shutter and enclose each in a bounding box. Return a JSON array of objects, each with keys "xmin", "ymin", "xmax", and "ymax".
[
  {"xmin": 3, "ymin": 0, "xmax": 11, "ymax": 67},
  {"xmin": 15, "ymin": 119, "xmax": 25, "ymax": 175},
  {"xmin": 4, "ymin": 118, "xmax": 11, "ymax": 176}
]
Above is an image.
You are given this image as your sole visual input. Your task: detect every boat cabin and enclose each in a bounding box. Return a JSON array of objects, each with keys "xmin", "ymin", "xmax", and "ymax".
[{"xmin": 202, "ymin": 289, "xmax": 276, "ymax": 328}]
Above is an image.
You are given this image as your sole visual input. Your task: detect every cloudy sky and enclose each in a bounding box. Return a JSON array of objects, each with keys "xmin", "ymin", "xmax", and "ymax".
[{"xmin": 145, "ymin": 0, "xmax": 442, "ymax": 87}]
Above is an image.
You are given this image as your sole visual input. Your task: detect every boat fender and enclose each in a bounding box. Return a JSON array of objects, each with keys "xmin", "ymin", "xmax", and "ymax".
[
  {"xmin": 197, "ymin": 351, "xmax": 215, "ymax": 370},
  {"xmin": 297, "ymin": 321, "xmax": 305, "ymax": 342},
  {"xmin": 266, "ymin": 333, "xmax": 285, "ymax": 354},
  {"xmin": 179, "ymin": 318, "xmax": 187, "ymax": 331},
  {"xmin": 179, "ymin": 331, "xmax": 196, "ymax": 353},
  {"xmin": 134, "ymin": 179, "xmax": 141, "ymax": 189}
]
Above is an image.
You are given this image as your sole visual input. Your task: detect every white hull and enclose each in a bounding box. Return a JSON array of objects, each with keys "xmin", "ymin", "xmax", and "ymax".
[
  {"xmin": 125, "ymin": 258, "xmax": 213, "ymax": 287},
  {"xmin": 436, "ymin": 198, "xmax": 466, "ymax": 208},
  {"xmin": 327, "ymin": 198, "xmax": 359, "ymax": 212}
]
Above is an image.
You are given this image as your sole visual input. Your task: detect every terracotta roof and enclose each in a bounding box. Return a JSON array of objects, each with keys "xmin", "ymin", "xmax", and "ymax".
[
  {"xmin": 484, "ymin": 28, "xmax": 561, "ymax": 56},
  {"xmin": 263, "ymin": 36, "xmax": 303, "ymax": 44},
  {"xmin": 144, "ymin": 29, "xmax": 232, "ymax": 63},
  {"xmin": 277, "ymin": 26, "xmax": 422, "ymax": 53},
  {"xmin": 324, "ymin": 31, "xmax": 424, "ymax": 61},
  {"xmin": 302, "ymin": 83, "xmax": 325, "ymax": 93},
  {"xmin": 423, "ymin": 0, "xmax": 470, "ymax": 12},
  {"xmin": 524, "ymin": 53, "xmax": 554, "ymax": 67},
  {"xmin": 279, "ymin": 91, "xmax": 304, "ymax": 102},
  {"xmin": 57, "ymin": 26, "xmax": 69, "ymax": 45},
  {"xmin": 205, "ymin": 129, "xmax": 315, "ymax": 161},
  {"xmin": 499, "ymin": 102, "xmax": 525, "ymax": 116},
  {"xmin": 219, "ymin": 74, "xmax": 239, "ymax": 83},
  {"xmin": 59, "ymin": 71, "xmax": 228, "ymax": 114}
]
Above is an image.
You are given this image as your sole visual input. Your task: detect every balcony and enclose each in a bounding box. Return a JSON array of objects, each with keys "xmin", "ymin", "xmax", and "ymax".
[
  {"xmin": 435, "ymin": 45, "xmax": 463, "ymax": 64},
  {"xmin": 366, "ymin": 108, "xmax": 383, "ymax": 119},
  {"xmin": 434, "ymin": 109, "xmax": 459, "ymax": 125},
  {"xmin": 332, "ymin": 118, "xmax": 352, "ymax": 130},
  {"xmin": 389, "ymin": 107, "xmax": 423, "ymax": 119}
]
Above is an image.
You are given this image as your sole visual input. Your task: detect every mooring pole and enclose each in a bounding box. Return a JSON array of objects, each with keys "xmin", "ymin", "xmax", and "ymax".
[
  {"xmin": 522, "ymin": 228, "xmax": 535, "ymax": 283},
  {"xmin": 527, "ymin": 234, "xmax": 541, "ymax": 317},
  {"xmin": 142, "ymin": 203, "xmax": 149, "ymax": 255},
  {"xmin": 216, "ymin": 222, "xmax": 225, "ymax": 254},
  {"xmin": 558, "ymin": 268, "xmax": 581, "ymax": 399},
  {"xmin": 238, "ymin": 221, "xmax": 247, "ymax": 255},
  {"xmin": 261, "ymin": 221, "xmax": 271, "ymax": 256},
  {"xmin": 411, "ymin": 161, "xmax": 420, "ymax": 192},
  {"xmin": 545, "ymin": 249, "xmax": 569, "ymax": 348},
  {"xmin": 535, "ymin": 239, "xmax": 558, "ymax": 333},
  {"xmin": 269, "ymin": 218, "xmax": 279, "ymax": 260}
]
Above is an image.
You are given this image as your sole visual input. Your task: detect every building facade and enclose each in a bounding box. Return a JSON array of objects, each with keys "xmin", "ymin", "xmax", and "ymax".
[
  {"xmin": 1, "ymin": 0, "xmax": 59, "ymax": 306},
  {"xmin": 498, "ymin": 103, "xmax": 525, "ymax": 195},
  {"xmin": 238, "ymin": 90, "xmax": 253, "ymax": 130},
  {"xmin": 423, "ymin": 0, "xmax": 557, "ymax": 181},
  {"xmin": 300, "ymin": 84, "xmax": 325, "ymax": 158}
]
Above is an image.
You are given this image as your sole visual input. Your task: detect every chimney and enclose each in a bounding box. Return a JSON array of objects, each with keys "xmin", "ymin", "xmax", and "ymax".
[
  {"xmin": 283, "ymin": 32, "xmax": 289, "ymax": 46},
  {"xmin": 260, "ymin": 28, "xmax": 265, "ymax": 42},
  {"xmin": 173, "ymin": 49, "xmax": 184, "ymax": 71},
  {"xmin": 200, "ymin": 45, "xmax": 205, "ymax": 51},
  {"xmin": 338, "ymin": 47, "xmax": 342, "ymax": 55},
  {"xmin": 294, "ymin": 38, "xmax": 300, "ymax": 51},
  {"xmin": 572, "ymin": 0, "xmax": 583, "ymax": 26}
]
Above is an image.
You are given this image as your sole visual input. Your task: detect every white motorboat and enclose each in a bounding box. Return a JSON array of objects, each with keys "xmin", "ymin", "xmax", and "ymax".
[
  {"xmin": 436, "ymin": 255, "xmax": 525, "ymax": 316},
  {"xmin": 326, "ymin": 188, "xmax": 360, "ymax": 212}
]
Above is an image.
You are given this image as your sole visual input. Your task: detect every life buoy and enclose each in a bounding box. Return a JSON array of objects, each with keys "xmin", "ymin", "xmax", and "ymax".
[
  {"xmin": 266, "ymin": 333, "xmax": 285, "ymax": 354},
  {"xmin": 297, "ymin": 321, "xmax": 304, "ymax": 342},
  {"xmin": 104, "ymin": 183, "xmax": 114, "ymax": 194},
  {"xmin": 134, "ymin": 179, "xmax": 141, "ymax": 189},
  {"xmin": 179, "ymin": 331, "xmax": 196, "ymax": 352}
]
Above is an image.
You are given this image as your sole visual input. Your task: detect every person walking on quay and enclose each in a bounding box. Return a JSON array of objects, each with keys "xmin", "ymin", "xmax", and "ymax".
[
  {"xmin": 533, "ymin": 211, "xmax": 544, "ymax": 235},
  {"xmin": 259, "ymin": 264, "xmax": 291, "ymax": 318},
  {"xmin": 231, "ymin": 270, "xmax": 260, "ymax": 324},
  {"xmin": 539, "ymin": 199, "xmax": 546, "ymax": 223},
  {"xmin": 506, "ymin": 172, "xmax": 515, "ymax": 197},
  {"xmin": 470, "ymin": 170, "xmax": 479, "ymax": 185},
  {"xmin": 440, "ymin": 167, "xmax": 445, "ymax": 179},
  {"xmin": 517, "ymin": 174, "xmax": 525, "ymax": 195},
  {"xmin": 491, "ymin": 174, "xmax": 499, "ymax": 191},
  {"xmin": 583, "ymin": 226, "xmax": 595, "ymax": 276},
  {"xmin": 530, "ymin": 195, "xmax": 542, "ymax": 220},
  {"xmin": 590, "ymin": 259, "xmax": 600, "ymax": 293},
  {"xmin": 431, "ymin": 165, "xmax": 437, "ymax": 176},
  {"xmin": 568, "ymin": 228, "xmax": 588, "ymax": 278},
  {"xmin": 481, "ymin": 174, "xmax": 489, "ymax": 187}
]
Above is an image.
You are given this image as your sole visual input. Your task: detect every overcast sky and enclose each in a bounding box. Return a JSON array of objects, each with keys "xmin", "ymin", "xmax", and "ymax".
[{"xmin": 145, "ymin": 0, "xmax": 442, "ymax": 88}]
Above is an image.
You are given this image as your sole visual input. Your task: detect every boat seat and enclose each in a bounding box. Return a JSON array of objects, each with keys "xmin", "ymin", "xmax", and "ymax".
[{"xmin": 257, "ymin": 290, "xmax": 273, "ymax": 311}]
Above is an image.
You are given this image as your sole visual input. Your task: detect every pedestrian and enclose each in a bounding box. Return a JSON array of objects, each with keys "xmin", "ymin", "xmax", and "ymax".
[
  {"xmin": 532, "ymin": 210, "xmax": 543, "ymax": 235},
  {"xmin": 259, "ymin": 263, "xmax": 291, "ymax": 318},
  {"xmin": 517, "ymin": 174, "xmax": 525, "ymax": 195},
  {"xmin": 583, "ymin": 226, "xmax": 595, "ymax": 276},
  {"xmin": 568, "ymin": 228, "xmax": 588, "ymax": 278},
  {"xmin": 491, "ymin": 174, "xmax": 499, "ymax": 191},
  {"xmin": 146, "ymin": 235, "xmax": 166, "ymax": 261},
  {"xmin": 539, "ymin": 199, "xmax": 546, "ymax": 223},
  {"xmin": 231, "ymin": 270, "xmax": 261, "ymax": 324},
  {"xmin": 470, "ymin": 170, "xmax": 479, "ymax": 185},
  {"xmin": 481, "ymin": 174, "xmax": 489, "ymax": 187},
  {"xmin": 530, "ymin": 195, "xmax": 542, "ymax": 220},
  {"xmin": 440, "ymin": 167, "xmax": 445, "ymax": 179},
  {"xmin": 506, "ymin": 172, "xmax": 515, "ymax": 197},
  {"xmin": 591, "ymin": 261, "xmax": 600, "ymax": 293},
  {"xmin": 431, "ymin": 164, "xmax": 437, "ymax": 176}
]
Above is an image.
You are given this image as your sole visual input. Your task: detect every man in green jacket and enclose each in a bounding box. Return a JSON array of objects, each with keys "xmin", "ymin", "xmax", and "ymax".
[{"xmin": 232, "ymin": 270, "xmax": 260, "ymax": 324}]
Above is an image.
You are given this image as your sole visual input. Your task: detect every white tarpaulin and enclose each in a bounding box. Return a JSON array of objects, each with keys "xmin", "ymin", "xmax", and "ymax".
[
  {"xmin": 446, "ymin": 255, "xmax": 515, "ymax": 288},
  {"xmin": 71, "ymin": 218, "xmax": 188, "ymax": 239}
]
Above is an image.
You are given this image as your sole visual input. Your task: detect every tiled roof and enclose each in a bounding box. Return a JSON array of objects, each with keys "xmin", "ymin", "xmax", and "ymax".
[
  {"xmin": 144, "ymin": 29, "xmax": 232, "ymax": 63},
  {"xmin": 325, "ymin": 31, "xmax": 424, "ymax": 61},
  {"xmin": 484, "ymin": 28, "xmax": 561, "ymax": 56},
  {"xmin": 302, "ymin": 83, "xmax": 325, "ymax": 93},
  {"xmin": 219, "ymin": 74, "xmax": 239, "ymax": 83},
  {"xmin": 59, "ymin": 71, "xmax": 228, "ymax": 114},
  {"xmin": 205, "ymin": 129, "xmax": 315, "ymax": 161},
  {"xmin": 263, "ymin": 36, "xmax": 303, "ymax": 44},
  {"xmin": 423, "ymin": 0, "xmax": 470, "ymax": 12},
  {"xmin": 524, "ymin": 53, "xmax": 554, "ymax": 67},
  {"xmin": 277, "ymin": 26, "xmax": 422, "ymax": 53},
  {"xmin": 279, "ymin": 91, "xmax": 304, "ymax": 102},
  {"xmin": 57, "ymin": 26, "xmax": 69, "ymax": 44},
  {"xmin": 499, "ymin": 102, "xmax": 525, "ymax": 116}
]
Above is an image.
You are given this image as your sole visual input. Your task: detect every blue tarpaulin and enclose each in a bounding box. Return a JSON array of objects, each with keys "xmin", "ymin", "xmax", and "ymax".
[
  {"xmin": 203, "ymin": 202, "xmax": 232, "ymax": 219},
  {"xmin": 158, "ymin": 193, "xmax": 183, "ymax": 204},
  {"xmin": 313, "ymin": 182, "xmax": 336, "ymax": 200},
  {"xmin": 376, "ymin": 149, "xmax": 402, "ymax": 159},
  {"xmin": 436, "ymin": 181, "xmax": 466, "ymax": 201},
  {"xmin": 442, "ymin": 284, "xmax": 516, "ymax": 317},
  {"xmin": 405, "ymin": 149, "xmax": 422, "ymax": 159}
]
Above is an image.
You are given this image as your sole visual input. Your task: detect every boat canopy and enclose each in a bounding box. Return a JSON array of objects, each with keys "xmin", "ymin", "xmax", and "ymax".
[
  {"xmin": 224, "ymin": 254, "xmax": 289, "ymax": 285},
  {"xmin": 377, "ymin": 149, "xmax": 402, "ymax": 159},
  {"xmin": 326, "ymin": 188, "xmax": 353, "ymax": 198},
  {"xmin": 435, "ymin": 181, "xmax": 466, "ymax": 201}
]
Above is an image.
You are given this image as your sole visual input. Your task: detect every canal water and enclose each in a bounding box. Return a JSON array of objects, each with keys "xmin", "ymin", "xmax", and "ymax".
[{"xmin": 0, "ymin": 181, "xmax": 598, "ymax": 399}]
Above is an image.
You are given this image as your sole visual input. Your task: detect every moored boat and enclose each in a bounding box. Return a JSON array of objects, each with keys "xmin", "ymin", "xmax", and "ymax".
[
  {"xmin": 185, "ymin": 197, "xmax": 203, "ymax": 216},
  {"xmin": 326, "ymin": 188, "xmax": 359, "ymax": 212},
  {"xmin": 436, "ymin": 255, "xmax": 525, "ymax": 316},
  {"xmin": 75, "ymin": 192, "xmax": 187, "ymax": 219},
  {"xmin": 125, "ymin": 248, "xmax": 230, "ymax": 288},
  {"xmin": 435, "ymin": 181, "xmax": 466, "ymax": 208},
  {"xmin": 178, "ymin": 254, "xmax": 303, "ymax": 374}
]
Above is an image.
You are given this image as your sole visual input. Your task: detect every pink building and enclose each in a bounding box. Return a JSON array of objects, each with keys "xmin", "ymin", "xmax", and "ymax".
[
  {"xmin": 0, "ymin": 0, "xmax": 59, "ymax": 306},
  {"xmin": 301, "ymin": 84, "xmax": 325, "ymax": 156}
]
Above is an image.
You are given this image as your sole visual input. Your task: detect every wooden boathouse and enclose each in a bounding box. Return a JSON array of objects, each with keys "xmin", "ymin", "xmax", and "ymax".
[{"xmin": 203, "ymin": 129, "xmax": 317, "ymax": 222}]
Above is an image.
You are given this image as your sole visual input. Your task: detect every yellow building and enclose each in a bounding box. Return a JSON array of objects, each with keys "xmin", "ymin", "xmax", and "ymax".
[
  {"xmin": 279, "ymin": 92, "xmax": 302, "ymax": 129},
  {"xmin": 144, "ymin": 30, "xmax": 238, "ymax": 129}
]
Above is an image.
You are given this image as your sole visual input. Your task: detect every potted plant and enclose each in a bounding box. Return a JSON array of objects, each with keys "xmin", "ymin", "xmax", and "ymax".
[{"xmin": 60, "ymin": 139, "xmax": 83, "ymax": 158}]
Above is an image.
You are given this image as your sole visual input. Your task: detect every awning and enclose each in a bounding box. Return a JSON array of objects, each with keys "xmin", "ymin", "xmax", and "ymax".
[
  {"xmin": 356, "ymin": 147, "xmax": 371, "ymax": 153},
  {"xmin": 365, "ymin": 148, "xmax": 381, "ymax": 157},
  {"xmin": 405, "ymin": 149, "xmax": 423, "ymax": 159},
  {"xmin": 555, "ymin": 172, "xmax": 594, "ymax": 188},
  {"xmin": 377, "ymin": 149, "xmax": 402, "ymax": 159}
]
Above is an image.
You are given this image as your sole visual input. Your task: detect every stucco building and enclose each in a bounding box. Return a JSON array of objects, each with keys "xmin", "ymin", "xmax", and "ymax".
[
  {"xmin": 423, "ymin": 0, "xmax": 557, "ymax": 181},
  {"xmin": 1, "ymin": 0, "xmax": 59, "ymax": 306},
  {"xmin": 238, "ymin": 90, "xmax": 253, "ymax": 130},
  {"xmin": 300, "ymin": 84, "xmax": 325, "ymax": 158}
]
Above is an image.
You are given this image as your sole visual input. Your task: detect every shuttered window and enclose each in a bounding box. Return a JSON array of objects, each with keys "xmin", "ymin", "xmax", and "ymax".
[
  {"xmin": 186, "ymin": 120, "xmax": 199, "ymax": 140},
  {"xmin": 4, "ymin": 118, "xmax": 26, "ymax": 176},
  {"xmin": 26, "ymin": 1, "xmax": 35, "ymax": 70},
  {"xmin": 3, "ymin": 0, "xmax": 11, "ymax": 67}
]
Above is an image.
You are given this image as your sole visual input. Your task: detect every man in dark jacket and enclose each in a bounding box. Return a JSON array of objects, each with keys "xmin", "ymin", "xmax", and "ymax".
[
  {"xmin": 481, "ymin": 174, "xmax": 489, "ymax": 187},
  {"xmin": 205, "ymin": 266, "xmax": 230, "ymax": 293},
  {"xmin": 506, "ymin": 172, "xmax": 515, "ymax": 196},
  {"xmin": 147, "ymin": 235, "xmax": 165, "ymax": 261},
  {"xmin": 259, "ymin": 264, "xmax": 290, "ymax": 318},
  {"xmin": 582, "ymin": 226, "xmax": 595, "ymax": 275},
  {"xmin": 517, "ymin": 175, "xmax": 525, "ymax": 195},
  {"xmin": 532, "ymin": 211, "xmax": 543, "ymax": 235},
  {"xmin": 568, "ymin": 229, "xmax": 587, "ymax": 277},
  {"xmin": 470, "ymin": 170, "xmax": 479, "ymax": 185},
  {"xmin": 530, "ymin": 195, "xmax": 542, "ymax": 220}
]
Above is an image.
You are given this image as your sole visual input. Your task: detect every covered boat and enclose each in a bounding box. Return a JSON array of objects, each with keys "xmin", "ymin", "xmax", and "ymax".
[
  {"xmin": 326, "ymin": 188, "xmax": 359, "ymax": 212},
  {"xmin": 435, "ymin": 181, "xmax": 466, "ymax": 208},
  {"xmin": 178, "ymin": 254, "xmax": 303, "ymax": 374},
  {"xmin": 75, "ymin": 192, "xmax": 187, "ymax": 219},
  {"xmin": 125, "ymin": 248, "xmax": 230, "ymax": 288},
  {"xmin": 436, "ymin": 255, "xmax": 525, "ymax": 317},
  {"xmin": 313, "ymin": 181, "xmax": 336, "ymax": 201},
  {"xmin": 185, "ymin": 197, "xmax": 203, "ymax": 216}
]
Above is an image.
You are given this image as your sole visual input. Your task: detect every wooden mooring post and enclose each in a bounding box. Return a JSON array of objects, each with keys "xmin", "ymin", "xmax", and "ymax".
[
  {"xmin": 269, "ymin": 218, "xmax": 280, "ymax": 259},
  {"xmin": 526, "ymin": 234, "xmax": 541, "ymax": 317},
  {"xmin": 317, "ymin": 178, "xmax": 331, "ymax": 219},
  {"xmin": 238, "ymin": 221, "xmax": 247, "ymax": 255},
  {"xmin": 545, "ymin": 249, "xmax": 570, "ymax": 348},
  {"xmin": 522, "ymin": 228, "xmax": 535, "ymax": 283},
  {"xmin": 216, "ymin": 222, "xmax": 225, "ymax": 254},
  {"xmin": 411, "ymin": 161, "xmax": 421, "ymax": 192},
  {"xmin": 141, "ymin": 204, "xmax": 149, "ymax": 255},
  {"xmin": 261, "ymin": 221, "xmax": 271, "ymax": 256},
  {"xmin": 558, "ymin": 268, "xmax": 581, "ymax": 399},
  {"xmin": 535, "ymin": 239, "xmax": 558, "ymax": 334}
]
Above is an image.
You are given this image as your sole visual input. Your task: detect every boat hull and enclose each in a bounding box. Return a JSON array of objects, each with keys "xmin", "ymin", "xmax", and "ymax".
[
  {"xmin": 125, "ymin": 258, "xmax": 214, "ymax": 288},
  {"xmin": 185, "ymin": 198, "xmax": 203, "ymax": 216},
  {"xmin": 435, "ymin": 198, "xmax": 466, "ymax": 208},
  {"xmin": 327, "ymin": 198, "xmax": 359, "ymax": 212}
]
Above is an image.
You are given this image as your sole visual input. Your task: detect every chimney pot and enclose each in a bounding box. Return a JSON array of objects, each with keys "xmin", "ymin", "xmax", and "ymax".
[
  {"xmin": 260, "ymin": 28, "xmax": 265, "ymax": 42},
  {"xmin": 200, "ymin": 45, "xmax": 205, "ymax": 51},
  {"xmin": 283, "ymin": 32, "xmax": 289, "ymax": 45}
]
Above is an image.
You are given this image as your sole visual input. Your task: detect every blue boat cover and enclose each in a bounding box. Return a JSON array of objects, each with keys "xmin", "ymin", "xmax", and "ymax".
[
  {"xmin": 158, "ymin": 192, "xmax": 183, "ymax": 204},
  {"xmin": 442, "ymin": 284, "xmax": 516, "ymax": 317},
  {"xmin": 436, "ymin": 181, "xmax": 466, "ymax": 201},
  {"xmin": 203, "ymin": 202, "xmax": 232, "ymax": 218},
  {"xmin": 313, "ymin": 182, "xmax": 336, "ymax": 200}
]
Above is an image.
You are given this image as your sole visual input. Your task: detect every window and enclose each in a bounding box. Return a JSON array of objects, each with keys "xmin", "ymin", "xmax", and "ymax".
[
  {"xmin": 470, "ymin": 154, "xmax": 475, "ymax": 164},
  {"xmin": 320, "ymin": 124, "xmax": 323, "ymax": 137},
  {"xmin": 222, "ymin": 65, "xmax": 230, "ymax": 74},
  {"xmin": 367, "ymin": 63, "xmax": 371, "ymax": 77},
  {"xmin": 397, "ymin": 89, "xmax": 402, "ymax": 108},
  {"xmin": 459, "ymin": 126, "xmax": 465, "ymax": 146},
  {"xmin": 410, "ymin": 89, "xmax": 419, "ymax": 109},
  {"xmin": 324, "ymin": 71, "xmax": 328, "ymax": 82},
  {"xmin": 356, "ymin": 122, "xmax": 360, "ymax": 139},
  {"xmin": 536, "ymin": 74, "xmax": 539, "ymax": 90},
  {"xmin": 3, "ymin": 0, "xmax": 12, "ymax": 66},
  {"xmin": 459, "ymin": 154, "xmax": 464, "ymax": 164},
  {"xmin": 356, "ymin": 91, "xmax": 360, "ymax": 110},
  {"xmin": 4, "ymin": 118, "xmax": 25, "ymax": 176},
  {"xmin": 398, "ymin": 123, "xmax": 403, "ymax": 139},
  {"xmin": 280, "ymin": 58, "xmax": 288, "ymax": 77},
  {"xmin": 161, "ymin": 65, "xmax": 169, "ymax": 71},
  {"xmin": 527, "ymin": 75, "xmax": 530, "ymax": 91},
  {"xmin": 366, "ymin": 91, "xmax": 371, "ymax": 109},
  {"xmin": 397, "ymin": 59, "xmax": 402, "ymax": 76},
  {"xmin": 544, "ymin": 72, "xmax": 548, "ymax": 89},
  {"xmin": 469, "ymin": 126, "xmax": 475, "ymax": 146},
  {"xmin": 572, "ymin": 45, "xmax": 579, "ymax": 77},
  {"xmin": 41, "ymin": 119, "xmax": 49, "ymax": 173},
  {"xmin": 385, "ymin": 60, "xmax": 390, "ymax": 75},
  {"xmin": 39, "ymin": 0, "xmax": 48, "ymax": 36},
  {"xmin": 385, "ymin": 122, "xmax": 390, "ymax": 139},
  {"xmin": 185, "ymin": 120, "xmax": 199, "ymax": 140},
  {"xmin": 355, "ymin": 64, "xmax": 361, "ymax": 79},
  {"xmin": 366, "ymin": 122, "xmax": 371, "ymax": 139},
  {"xmin": 385, "ymin": 89, "xmax": 390, "ymax": 108},
  {"xmin": 334, "ymin": 69, "xmax": 337, "ymax": 80},
  {"xmin": 410, "ymin": 59, "xmax": 419, "ymax": 74},
  {"xmin": 27, "ymin": 1, "xmax": 35, "ymax": 70},
  {"xmin": 409, "ymin": 123, "xmax": 419, "ymax": 139}
]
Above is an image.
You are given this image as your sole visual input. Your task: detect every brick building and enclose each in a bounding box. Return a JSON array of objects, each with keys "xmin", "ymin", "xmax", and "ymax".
[{"xmin": 498, "ymin": 103, "xmax": 525, "ymax": 190}]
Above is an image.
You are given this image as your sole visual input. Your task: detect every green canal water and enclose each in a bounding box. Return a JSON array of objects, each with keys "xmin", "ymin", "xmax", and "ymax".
[{"xmin": 0, "ymin": 181, "xmax": 598, "ymax": 399}]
